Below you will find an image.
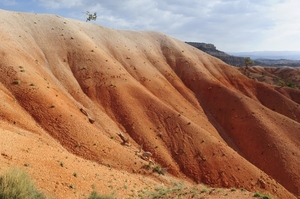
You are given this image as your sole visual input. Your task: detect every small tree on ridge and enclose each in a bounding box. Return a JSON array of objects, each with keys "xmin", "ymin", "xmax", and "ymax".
[
  {"xmin": 244, "ymin": 57, "xmax": 254, "ymax": 68},
  {"xmin": 86, "ymin": 11, "xmax": 97, "ymax": 22}
]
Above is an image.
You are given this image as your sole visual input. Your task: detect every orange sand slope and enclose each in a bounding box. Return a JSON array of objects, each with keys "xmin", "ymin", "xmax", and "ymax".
[{"xmin": 0, "ymin": 9, "xmax": 299, "ymax": 198}]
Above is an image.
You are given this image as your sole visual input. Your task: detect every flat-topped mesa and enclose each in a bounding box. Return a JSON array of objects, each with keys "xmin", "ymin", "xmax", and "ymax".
[
  {"xmin": 185, "ymin": 42, "xmax": 217, "ymax": 51},
  {"xmin": 186, "ymin": 42, "xmax": 246, "ymax": 66}
]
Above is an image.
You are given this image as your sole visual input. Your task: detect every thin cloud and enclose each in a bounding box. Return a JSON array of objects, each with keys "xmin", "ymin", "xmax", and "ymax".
[
  {"xmin": 2, "ymin": 0, "xmax": 17, "ymax": 6},
  {"xmin": 38, "ymin": 0, "xmax": 83, "ymax": 9},
  {"xmin": 4, "ymin": 0, "xmax": 300, "ymax": 51}
]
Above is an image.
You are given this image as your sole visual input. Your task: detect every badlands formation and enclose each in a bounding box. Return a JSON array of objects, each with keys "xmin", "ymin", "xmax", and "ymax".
[{"xmin": 0, "ymin": 10, "xmax": 299, "ymax": 198}]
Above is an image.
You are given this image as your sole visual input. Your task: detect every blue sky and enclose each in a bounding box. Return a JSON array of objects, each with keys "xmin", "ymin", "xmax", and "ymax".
[{"xmin": 1, "ymin": 0, "xmax": 300, "ymax": 52}]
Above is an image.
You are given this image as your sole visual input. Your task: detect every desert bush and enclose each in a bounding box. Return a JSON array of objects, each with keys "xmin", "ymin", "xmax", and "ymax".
[
  {"xmin": 0, "ymin": 168, "xmax": 45, "ymax": 199},
  {"xmin": 152, "ymin": 164, "xmax": 167, "ymax": 175},
  {"xmin": 253, "ymin": 192, "xmax": 272, "ymax": 199},
  {"xmin": 87, "ymin": 190, "xmax": 115, "ymax": 199},
  {"xmin": 12, "ymin": 80, "xmax": 20, "ymax": 85}
]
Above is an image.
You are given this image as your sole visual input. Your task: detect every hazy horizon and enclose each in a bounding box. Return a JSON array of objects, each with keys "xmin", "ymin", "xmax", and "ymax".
[{"xmin": 227, "ymin": 51, "xmax": 300, "ymax": 60}]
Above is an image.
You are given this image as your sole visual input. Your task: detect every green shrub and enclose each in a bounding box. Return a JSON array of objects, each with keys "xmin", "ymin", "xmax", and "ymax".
[
  {"xmin": 253, "ymin": 192, "xmax": 272, "ymax": 199},
  {"xmin": 12, "ymin": 80, "xmax": 20, "ymax": 85},
  {"xmin": 152, "ymin": 164, "xmax": 167, "ymax": 175},
  {"xmin": 0, "ymin": 168, "xmax": 45, "ymax": 199},
  {"xmin": 87, "ymin": 190, "xmax": 114, "ymax": 199}
]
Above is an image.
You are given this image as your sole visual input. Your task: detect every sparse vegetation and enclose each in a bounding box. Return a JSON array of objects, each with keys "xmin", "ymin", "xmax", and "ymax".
[
  {"xmin": 0, "ymin": 167, "xmax": 269, "ymax": 199},
  {"xmin": 86, "ymin": 11, "xmax": 97, "ymax": 22},
  {"xmin": 75, "ymin": 142, "xmax": 81, "ymax": 147},
  {"xmin": 0, "ymin": 168, "xmax": 45, "ymax": 199},
  {"xmin": 231, "ymin": 188, "xmax": 236, "ymax": 191},
  {"xmin": 201, "ymin": 188, "xmax": 207, "ymax": 193},
  {"xmin": 12, "ymin": 80, "xmax": 20, "ymax": 85},
  {"xmin": 152, "ymin": 164, "xmax": 167, "ymax": 175},
  {"xmin": 87, "ymin": 190, "xmax": 115, "ymax": 199},
  {"xmin": 141, "ymin": 162, "xmax": 167, "ymax": 175},
  {"xmin": 253, "ymin": 192, "xmax": 272, "ymax": 199},
  {"xmin": 24, "ymin": 163, "xmax": 30, "ymax": 167},
  {"xmin": 135, "ymin": 183, "xmax": 223, "ymax": 199},
  {"xmin": 286, "ymin": 81, "xmax": 296, "ymax": 88},
  {"xmin": 239, "ymin": 66, "xmax": 300, "ymax": 89},
  {"xmin": 244, "ymin": 57, "xmax": 254, "ymax": 67}
]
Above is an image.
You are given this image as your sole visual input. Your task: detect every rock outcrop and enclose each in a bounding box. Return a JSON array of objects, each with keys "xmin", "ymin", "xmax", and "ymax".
[{"xmin": 186, "ymin": 42, "xmax": 245, "ymax": 66}]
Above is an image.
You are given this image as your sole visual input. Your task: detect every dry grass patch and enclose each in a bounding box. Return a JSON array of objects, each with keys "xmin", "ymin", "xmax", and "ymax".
[{"xmin": 0, "ymin": 168, "xmax": 45, "ymax": 199}]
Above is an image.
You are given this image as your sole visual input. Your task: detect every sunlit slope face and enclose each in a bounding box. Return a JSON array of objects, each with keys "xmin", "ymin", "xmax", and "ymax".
[{"xmin": 0, "ymin": 9, "xmax": 299, "ymax": 198}]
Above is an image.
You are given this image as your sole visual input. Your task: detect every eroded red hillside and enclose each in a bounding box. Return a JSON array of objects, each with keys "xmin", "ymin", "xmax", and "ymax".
[{"xmin": 0, "ymin": 10, "xmax": 299, "ymax": 198}]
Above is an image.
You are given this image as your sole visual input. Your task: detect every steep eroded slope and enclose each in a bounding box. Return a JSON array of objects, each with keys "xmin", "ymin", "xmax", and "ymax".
[{"xmin": 0, "ymin": 10, "xmax": 299, "ymax": 198}]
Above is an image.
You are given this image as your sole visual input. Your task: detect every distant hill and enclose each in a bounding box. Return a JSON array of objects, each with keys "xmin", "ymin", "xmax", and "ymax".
[
  {"xmin": 187, "ymin": 42, "xmax": 300, "ymax": 67},
  {"xmin": 229, "ymin": 51, "xmax": 300, "ymax": 67},
  {"xmin": 186, "ymin": 42, "xmax": 245, "ymax": 66},
  {"xmin": 253, "ymin": 59, "xmax": 300, "ymax": 67},
  {"xmin": 228, "ymin": 51, "xmax": 300, "ymax": 60}
]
